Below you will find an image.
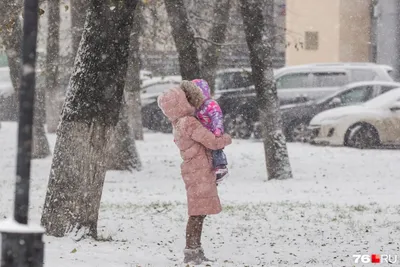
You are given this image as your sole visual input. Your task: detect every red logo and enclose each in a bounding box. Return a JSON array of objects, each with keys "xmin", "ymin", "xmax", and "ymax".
[{"xmin": 371, "ymin": 254, "xmax": 380, "ymax": 263}]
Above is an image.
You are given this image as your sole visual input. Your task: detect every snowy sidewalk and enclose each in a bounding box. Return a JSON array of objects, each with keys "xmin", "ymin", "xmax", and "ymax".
[{"xmin": 1, "ymin": 122, "xmax": 400, "ymax": 266}]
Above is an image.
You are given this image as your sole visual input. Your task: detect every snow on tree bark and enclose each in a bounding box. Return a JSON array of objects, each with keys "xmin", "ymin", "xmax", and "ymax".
[
  {"xmin": 125, "ymin": 4, "xmax": 144, "ymax": 141},
  {"xmin": 45, "ymin": 0, "xmax": 61, "ymax": 133},
  {"xmin": 164, "ymin": 0, "xmax": 201, "ymax": 80},
  {"xmin": 239, "ymin": 0, "xmax": 293, "ymax": 180},
  {"xmin": 200, "ymin": 0, "xmax": 231, "ymax": 95},
  {"xmin": 41, "ymin": 0, "xmax": 139, "ymax": 238},
  {"xmin": 107, "ymin": 98, "xmax": 142, "ymax": 171},
  {"xmin": 70, "ymin": 0, "xmax": 88, "ymax": 58}
]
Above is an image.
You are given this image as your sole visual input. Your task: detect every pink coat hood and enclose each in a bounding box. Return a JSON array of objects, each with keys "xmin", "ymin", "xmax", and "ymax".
[{"xmin": 157, "ymin": 87, "xmax": 195, "ymax": 122}]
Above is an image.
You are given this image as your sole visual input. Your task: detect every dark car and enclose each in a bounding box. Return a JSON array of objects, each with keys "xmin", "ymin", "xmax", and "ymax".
[
  {"xmin": 274, "ymin": 81, "xmax": 400, "ymax": 142},
  {"xmin": 140, "ymin": 76, "xmax": 181, "ymax": 133},
  {"xmin": 217, "ymin": 86, "xmax": 311, "ymax": 139}
]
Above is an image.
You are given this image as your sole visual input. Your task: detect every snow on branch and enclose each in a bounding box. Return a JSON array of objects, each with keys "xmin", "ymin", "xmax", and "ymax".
[{"xmin": 194, "ymin": 36, "xmax": 245, "ymax": 47}]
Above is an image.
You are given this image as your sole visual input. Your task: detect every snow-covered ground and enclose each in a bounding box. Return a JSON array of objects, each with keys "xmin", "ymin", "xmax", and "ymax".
[{"xmin": 1, "ymin": 122, "xmax": 400, "ymax": 266}]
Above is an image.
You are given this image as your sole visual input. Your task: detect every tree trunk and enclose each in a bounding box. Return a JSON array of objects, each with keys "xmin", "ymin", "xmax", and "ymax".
[
  {"xmin": 41, "ymin": 0, "xmax": 139, "ymax": 238},
  {"xmin": 125, "ymin": 4, "xmax": 144, "ymax": 140},
  {"xmin": 239, "ymin": 0, "xmax": 293, "ymax": 180},
  {"xmin": 2, "ymin": 18, "xmax": 22, "ymax": 93},
  {"xmin": 70, "ymin": 0, "xmax": 88, "ymax": 58},
  {"xmin": 108, "ymin": 5, "xmax": 143, "ymax": 171},
  {"xmin": 200, "ymin": 0, "xmax": 232, "ymax": 95},
  {"xmin": 45, "ymin": 0, "xmax": 61, "ymax": 133},
  {"xmin": 164, "ymin": 0, "xmax": 200, "ymax": 80},
  {"xmin": 107, "ymin": 99, "xmax": 142, "ymax": 171},
  {"xmin": 32, "ymin": 84, "xmax": 51, "ymax": 159}
]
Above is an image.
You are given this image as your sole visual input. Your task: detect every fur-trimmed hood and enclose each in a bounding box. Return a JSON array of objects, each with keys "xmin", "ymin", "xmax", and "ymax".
[
  {"xmin": 180, "ymin": 79, "xmax": 212, "ymax": 109},
  {"xmin": 191, "ymin": 79, "xmax": 211, "ymax": 99},
  {"xmin": 157, "ymin": 87, "xmax": 195, "ymax": 122},
  {"xmin": 180, "ymin": 80, "xmax": 205, "ymax": 109}
]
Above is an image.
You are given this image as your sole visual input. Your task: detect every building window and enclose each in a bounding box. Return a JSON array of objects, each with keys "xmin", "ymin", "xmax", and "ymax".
[{"xmin": 305, "ymin": 31, "xmax": 319, "ymax": 50}]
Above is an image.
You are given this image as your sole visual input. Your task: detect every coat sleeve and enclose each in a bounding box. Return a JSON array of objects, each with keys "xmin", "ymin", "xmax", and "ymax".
[
  {"xmin": 207, "ymin": 100, "xmax": 224, "ymax": 134},
  {"xmin": 186, "ymin": 117, "xmax": 232, "ymax": 150}
]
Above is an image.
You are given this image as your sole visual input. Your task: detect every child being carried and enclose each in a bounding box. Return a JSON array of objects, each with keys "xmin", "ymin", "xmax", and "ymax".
[{"xmin": 181, "ymin": 79, "xmax": 229, "ymax": 184}]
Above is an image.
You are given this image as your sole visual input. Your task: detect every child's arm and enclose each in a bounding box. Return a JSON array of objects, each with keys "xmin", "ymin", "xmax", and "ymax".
[{"xmin": 207, "ymin": 100, "xmax": 224, "ymax": 136}]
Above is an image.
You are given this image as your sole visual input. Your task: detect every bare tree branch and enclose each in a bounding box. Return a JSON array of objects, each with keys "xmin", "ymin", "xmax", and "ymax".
[{"xmin": 194, "ymin": 36, "xmax": 245, "ymax": 47}]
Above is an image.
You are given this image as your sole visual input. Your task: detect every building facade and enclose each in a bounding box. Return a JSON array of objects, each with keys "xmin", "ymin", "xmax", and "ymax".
[
  {"xmin": 285, "ymin": 0, "xmax": 373, "ymax": 66},
  {"xmin": 375, "ymin": 0, "xmax": 400, "ymax": 81}
]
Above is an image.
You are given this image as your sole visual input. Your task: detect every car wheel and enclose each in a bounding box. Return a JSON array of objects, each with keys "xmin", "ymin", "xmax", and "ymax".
[
  {"xmin": 286, "ymin": 121, "xmax": 311, "ymax": 143},
  {"xmin": 224, "ymin": 113, "xmax": 252, "ymax": 139},
  {"xmin": 346, "ymin": 124, "xmax": 380, "ymax": 149}
]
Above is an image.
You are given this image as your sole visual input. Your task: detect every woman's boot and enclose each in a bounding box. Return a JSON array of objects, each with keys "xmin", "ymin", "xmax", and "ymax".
[
  {"xmin": 184, "ymin": 215, "xmax": 207, "ymax": 264},
  {"xmin": 183, "ymin": 247, "xmax": 203, "ymax": 264},
  {"xmin": 183, "ymin": 247, "xmax": 214, "ymax": 264},
  {"xmin": 198, "ymin": 247, "xmax": 214, "ymax": 262}
]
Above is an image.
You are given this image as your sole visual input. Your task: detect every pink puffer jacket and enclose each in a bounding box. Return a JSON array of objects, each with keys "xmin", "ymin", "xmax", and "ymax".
[{"xmin": 158, "ymin": 87, "xmax": 232, "ymax": 216}]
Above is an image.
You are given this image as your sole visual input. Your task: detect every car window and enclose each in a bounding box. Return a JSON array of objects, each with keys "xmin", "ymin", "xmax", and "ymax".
[
  {"xmin": 276, "ymin": 73, "xmax": 309, "ymax": 89},
  {"xmin": 364, "ymin": 89, "xmax": 400, "ymax": 108},
  {"xmin": 231, "ymin": 72, "xmax": 253, "ymax": 88},
  {"xmin": 142, "ymin": 82, "xmax": 179, "ymax": 94},
  {"xmin": 312, "ymin": 72, "xmax": 347, "ymax": 87},
  {"xmin": 0, "ymin": 54, "xmax": 8, "ymax": 67},
  {"xmin": 380, "ymin": 85, "xmax": 398, "ymax": 94},
  {"xmin": 215, "ymin": 71, "xmax": 253, "ymax": 91},
  {"xmin": 338, "ymin": 85, "xmax": 374, "ymax": 105},
  {"xmin": 350, "ymin": 69, "xmax": 377, "ymax": 82},
  {"xmin": 0, "ymin": 70, "xmax": 11, "ymax": 82}
]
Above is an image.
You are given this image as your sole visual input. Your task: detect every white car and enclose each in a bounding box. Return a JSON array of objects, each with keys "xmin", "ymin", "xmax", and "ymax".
[
  {"xmin": 273, "ymin": 62, "xmax": 393, "ymax": 103},
  {"xmin": 309, "ymin": 88, "xmax": 400, "ymax": 148},
  {"xmin": 140, "ymin": 75, "xmax": 181, "ymax": 106}
]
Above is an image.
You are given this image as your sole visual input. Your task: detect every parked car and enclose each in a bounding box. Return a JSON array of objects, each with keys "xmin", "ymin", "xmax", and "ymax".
[
  {"xmin": 275, "ymin": 81, "xmax": 400, "ymax": 142},
  {"xmin": 273, "ymin": 62, "xmax": 393, "ymax": 102},
  {"xmin": 308, "ymin": 87, "xmax": 400, "ymax": 148},
  {"xmin": 218, "ymin": 62, "xmax": 394, "ymax": 139},
  {"xmin": 214, "ymin": 68, "xmax": 254, "ymax": 97},
  {"xmin": 141, "ymin": 76, "xmax": 181, "ymax": 132}
]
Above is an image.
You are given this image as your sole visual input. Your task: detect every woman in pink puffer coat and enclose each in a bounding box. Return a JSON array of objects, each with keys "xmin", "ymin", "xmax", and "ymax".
[{"xmin": 157, "ymin": 87, "xmax": 232, "ymax": 265}]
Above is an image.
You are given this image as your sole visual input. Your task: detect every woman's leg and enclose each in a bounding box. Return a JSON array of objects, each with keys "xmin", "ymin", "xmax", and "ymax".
[{"xmin": 186, "ymin": 215, "xmax": 206, "ymax": 249}]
